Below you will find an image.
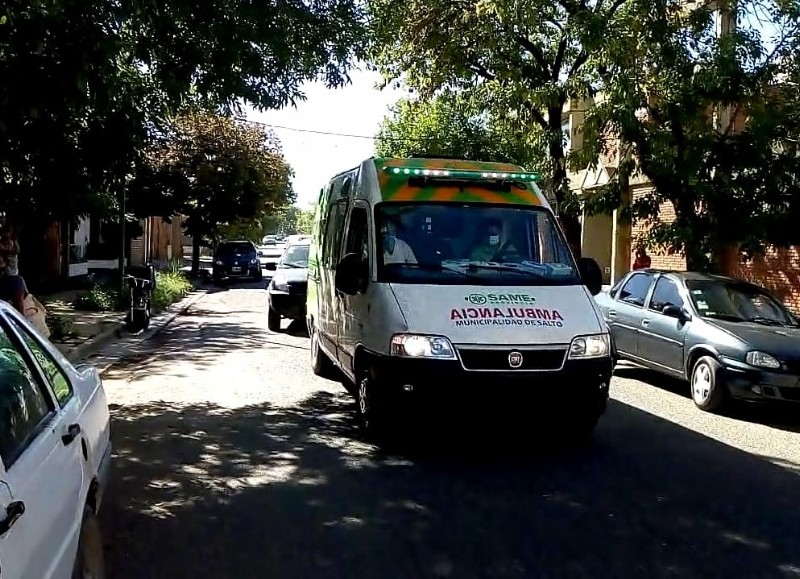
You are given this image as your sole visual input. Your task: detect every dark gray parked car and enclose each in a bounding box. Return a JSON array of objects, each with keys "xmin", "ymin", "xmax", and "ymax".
[{"xmin": 595, "ymin": 270, "xmax": 800, "ymax": 411}]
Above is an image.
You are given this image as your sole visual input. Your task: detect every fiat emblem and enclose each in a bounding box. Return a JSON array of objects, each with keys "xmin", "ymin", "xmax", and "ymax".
[{"xmin": 508, "ymin": 351, "xmax": 523, "ymax": 369}]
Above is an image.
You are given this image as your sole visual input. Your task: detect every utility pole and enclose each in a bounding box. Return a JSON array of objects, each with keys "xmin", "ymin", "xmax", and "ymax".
[{"xmin": 118, "ymin": 185, "xmax": 126, "ymax": 297}]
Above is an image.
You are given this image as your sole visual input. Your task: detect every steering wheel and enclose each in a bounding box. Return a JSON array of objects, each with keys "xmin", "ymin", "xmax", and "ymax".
[{"xmin": 489, "ymin": 239, "xmax": 512, "ymax": 263}]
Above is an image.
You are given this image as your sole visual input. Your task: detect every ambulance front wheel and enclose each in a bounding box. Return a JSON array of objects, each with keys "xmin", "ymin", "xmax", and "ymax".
[{"xmin": 356, "ymin": 369, "xmax": 392, "ymax": 440}]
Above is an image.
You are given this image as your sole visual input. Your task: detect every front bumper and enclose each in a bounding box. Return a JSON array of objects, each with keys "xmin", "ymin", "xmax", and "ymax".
[
  {"xmin": 364, "ymin": 351, "xmax": 613, "ymax": 416},
  {"xmin": 213, "ymin": 264, "xmax": 260, "ymax": 278},
  {"xmin": 268, "ymin": 290, "xmax": 306, "ymax": 320},
  {"xmin": 722, "ymin": 358, "xmax": 800, "ymax": 403}
]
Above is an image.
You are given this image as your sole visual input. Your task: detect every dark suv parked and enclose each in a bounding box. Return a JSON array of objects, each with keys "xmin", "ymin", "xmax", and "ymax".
[{"xmin": 212, "ymin": 240, "xmax": 262, "ymax": 284}]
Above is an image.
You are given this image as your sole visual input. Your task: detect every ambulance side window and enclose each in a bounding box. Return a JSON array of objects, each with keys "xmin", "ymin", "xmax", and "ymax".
[
  {"xmin": 345, "ymin": 207, "xmax": 369, "ymax": 262},
  {"xmin": 322, "ymin": 200, "xmax": 348, "ymax": 267}
]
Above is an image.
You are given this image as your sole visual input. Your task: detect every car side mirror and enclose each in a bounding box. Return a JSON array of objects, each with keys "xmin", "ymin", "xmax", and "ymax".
[
  {"xmin": 265, "ymin": 262, "xmax": 277, "ymax": 271},
  {"xmin": 577, "ymin": 257, "xmax": 603, "ymax": 296},
  {"xmin": 335, "ymin": 252, "xmax": 368, "ymax": 295},
  {"xmin": 663, "ymin": 304, "xmax": 691, "ymax": 321}
]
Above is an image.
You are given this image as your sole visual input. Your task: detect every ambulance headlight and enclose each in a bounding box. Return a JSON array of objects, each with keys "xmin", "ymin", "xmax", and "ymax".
[
  {"xmin": 568, "ymin": 334, "xmax": 610, "ymax": 359},
  {"xmin": 390, "ymin": 334, "xmax": 456, "ymax": 360}
]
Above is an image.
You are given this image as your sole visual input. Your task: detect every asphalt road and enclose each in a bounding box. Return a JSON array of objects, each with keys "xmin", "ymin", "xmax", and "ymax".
[{"xmin": 98, "ymin": 284, "xmax": 800, "ymax": 579}]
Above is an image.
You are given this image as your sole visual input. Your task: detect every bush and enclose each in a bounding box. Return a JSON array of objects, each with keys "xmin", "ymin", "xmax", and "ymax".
[
  {"xmin": 73, "ymin": 284, "xmax": 120, "ymax": 312},
  {"xmin": 153, "ymin": 271, "xmax": 192, "ymax": 311},
  {"xmin": 46, "ymin": 313, "xmax": 75, "ymax": 341}
]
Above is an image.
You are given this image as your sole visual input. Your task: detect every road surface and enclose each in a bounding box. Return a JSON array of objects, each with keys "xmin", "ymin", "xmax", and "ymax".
[{"xmin": 98, "ymin": 284, "xmax": 800, "ymax": 579}]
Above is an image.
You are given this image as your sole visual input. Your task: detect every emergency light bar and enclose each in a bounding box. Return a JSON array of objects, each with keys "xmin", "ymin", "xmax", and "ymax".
[{"xmin": 382, "ymin": 166, "xmax": 540, "ymax": 181}]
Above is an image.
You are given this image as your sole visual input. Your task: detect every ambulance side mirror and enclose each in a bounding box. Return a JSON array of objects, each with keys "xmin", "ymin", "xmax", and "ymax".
[
  {"xmin": 578, "ymin": 257, "xmax": 603, "ymax": 296},
  {"xmin": 335, "ymin": 252, "xmax": 368, "ymax": 295}
]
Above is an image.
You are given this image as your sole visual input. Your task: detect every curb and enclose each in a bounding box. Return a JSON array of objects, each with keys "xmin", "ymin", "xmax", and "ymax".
[{"xmin": 67, "ymin": 284, "xmax": 209, "ymax": 366}]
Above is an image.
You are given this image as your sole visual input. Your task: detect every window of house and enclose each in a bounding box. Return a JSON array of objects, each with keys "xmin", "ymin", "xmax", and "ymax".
[
  {"xmin": 648, "ymin": 277, "xmax": 684, "ymax": 313},
  {"xmin": 618, "ymin": 272, "xmax": 654, "ymax": 307}
]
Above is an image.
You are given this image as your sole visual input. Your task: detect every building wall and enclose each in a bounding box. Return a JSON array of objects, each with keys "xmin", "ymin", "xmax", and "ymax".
[{"xmin": 629, "ymin": 190, "xmax": 687, "ymax": 271}]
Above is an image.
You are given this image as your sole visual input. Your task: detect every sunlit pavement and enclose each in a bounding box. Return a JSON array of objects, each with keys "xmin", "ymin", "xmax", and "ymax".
[{"xmin": 99, "ymin": 285, "xmax": 800, "ymax": 579}]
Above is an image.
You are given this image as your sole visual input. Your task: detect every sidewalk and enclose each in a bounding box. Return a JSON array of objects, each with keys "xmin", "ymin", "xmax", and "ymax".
[
  {"xmin": 41, "ymin": 289, "xmax": 123, "ymax": 360},
  {"xmin": 41, "ymin": 278, "xmax": 207, "ymax": 363}
]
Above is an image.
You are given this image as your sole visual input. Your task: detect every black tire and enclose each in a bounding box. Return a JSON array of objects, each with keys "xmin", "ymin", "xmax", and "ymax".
[
  {"xmin": 213, "ymin": 275, "xmax": 224, "ymax": 287},
  {"xmin": 254, "ymin": 269, "xmax": 263, "ymax": 281},
  {"xmin": 355, "ymin": 369, "xmax": 392, "ymax": 441},
  {"xmin": 559, "ymin": 409, "xmax": 601, "ymax": 448},
  {"xmin": 310, "ymin": 327, "xmax": 335, "ymax": 379},
  {"xmin": 690, "ymin": 355, "xmax": 727, "ymax": 411},
  {"xmin": 72, "ymin": 506, "xmax": 106, "ymax": 579},
  {"xmin": 267, "ymin": 307, "xmax": 281, "ymax": 332}
]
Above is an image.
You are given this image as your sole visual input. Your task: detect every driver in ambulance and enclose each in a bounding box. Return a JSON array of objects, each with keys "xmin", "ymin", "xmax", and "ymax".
[{"xmin": 470, "ymin": 218, "xmax": 520, "ymax": 262}]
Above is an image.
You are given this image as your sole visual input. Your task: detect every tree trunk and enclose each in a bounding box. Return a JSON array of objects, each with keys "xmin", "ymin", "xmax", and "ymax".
[
  {"xmin": 547, "ymin": 104, "xmax": 583, "ymax": 258},
  {"xmin": 191, "ymin": 234, "xmax": 201, "ymax": 276}
]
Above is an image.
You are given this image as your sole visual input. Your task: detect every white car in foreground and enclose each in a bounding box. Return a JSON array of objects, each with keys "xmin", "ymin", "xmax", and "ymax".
[{"xmin": 0, "ymin": 301, "xmax": 111, "ymax": 578}]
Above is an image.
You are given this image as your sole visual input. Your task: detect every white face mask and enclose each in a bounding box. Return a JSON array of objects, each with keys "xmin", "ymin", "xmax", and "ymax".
[{"xmin": 488, "ymin": 235, "xmax": 500, "ymax": 246}]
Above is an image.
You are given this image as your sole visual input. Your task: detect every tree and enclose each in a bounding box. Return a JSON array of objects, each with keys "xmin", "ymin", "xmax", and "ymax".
[
  {"xmin": 368, "ymin": 0, "xmax": 632, "ymax": 253},
  {"xmin": 578, "ymin": 0, "xmax": 800, "ymax": 271},
  {"xmin": 295, "ymin": 205, "xmax": 316, "ymax": 235},
  {"xmin": 375, "ymin": 90, "xmax": 543, "ymax": 170},
  {"xmin": 261, "ymin": 203, "xmax": 316, "ymax": 236},
  {"xmin": 131, "ymin": 112, "xmax": 294, "ymax": 273},
  {"xmin": 0, "ymin": 0, "xmax": 366, "ymax": 234}
]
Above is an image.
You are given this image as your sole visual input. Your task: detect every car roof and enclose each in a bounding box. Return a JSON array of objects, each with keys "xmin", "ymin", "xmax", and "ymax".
[
  {"xmin": 630, "ymin": 269, "xmax": 754, "ymax": 285},
  {"xmin": 287, "ymin": 238, "xmax": 311, "ymax": 246}
]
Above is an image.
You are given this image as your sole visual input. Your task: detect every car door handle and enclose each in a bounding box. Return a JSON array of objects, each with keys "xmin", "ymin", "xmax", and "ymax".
[
  {"xmin": 62, "ymin": 423, "xmax": 82, "ymax": 446},
  {"xmin": 641, "ymin": 319, "xmax": 650, "ymax": 327},
  {"xmin": 0, "ymin": 501, "xmax": 25, "ymax": 536},
  {"xmin": 607, "ymin": 310, "xmax": 617, "ymax": 318}
]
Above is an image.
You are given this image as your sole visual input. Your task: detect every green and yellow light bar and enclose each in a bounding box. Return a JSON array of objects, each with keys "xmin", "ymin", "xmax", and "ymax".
[{"xmin": 382, "ymin": 166, "xmax": 540, "ymax": 181}]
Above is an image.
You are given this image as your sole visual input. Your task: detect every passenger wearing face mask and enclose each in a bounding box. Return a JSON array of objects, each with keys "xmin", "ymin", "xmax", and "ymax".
[
  {"xmin": 470, "ymin": 218, "xmax": 519, "ymax": 262},
  {"xmin": 382, "ymin": 218, "xmax": 418, "ymax": 265}
]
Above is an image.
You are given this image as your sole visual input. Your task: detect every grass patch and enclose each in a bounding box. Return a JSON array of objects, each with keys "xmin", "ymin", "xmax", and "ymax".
[{"xmin": 153, "ymin": 270, "xmax": 192, "ymax": 311}]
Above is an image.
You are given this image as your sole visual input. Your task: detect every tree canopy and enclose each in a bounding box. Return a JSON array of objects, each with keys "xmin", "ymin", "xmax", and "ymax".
[
  {"xmin": 375, "ymin": 90, "xmax": 544, "ymax": 174},
  {"xmin": 577, "ymin": 0, "xmax": 800, "ymax": 270},
  {"xmin": 131, "ymin": 112, "xmax": 294, "ymax": 271},
  {"xmin": 0, "ymin": 0, "xmax": 366, "ymax": 225},
  {"xmin": 368, "ymin": 0, "xmax": 630, "ymax": 225}
]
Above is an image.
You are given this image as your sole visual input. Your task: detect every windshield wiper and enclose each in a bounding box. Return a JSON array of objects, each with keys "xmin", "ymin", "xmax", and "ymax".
[
  {"xmin": 704, "ymin": 312, "xmax": 746, "ymax": 322},
  {"xmin": 463, "ymin": 261, "xmax": 552, "ymax": 280},
  {"xmin": 281, "ymin": 262, "xmax": 306, "ymax": 269},
  {"xmin": 747, "ymin": 316, "xmax": 786, "ymax": 327},
  {"xmin": 386, "ymin": 262, "xmax": 476, "ymax": 279}
]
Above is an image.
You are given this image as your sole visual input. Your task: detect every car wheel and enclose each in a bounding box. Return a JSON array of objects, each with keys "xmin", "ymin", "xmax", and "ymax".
[
  {"xmin": 72, "ymin": 506, "xmax": 106, "ymax": 579},
  {"xmin": 254, "ymin": 269, "xmax": 263, "ymax": 281},
  {"xmin": 267, "ymin": 307, "xmax": 281, "ymax": 332},
  {"xmin": 691, "ymin": 355, "xmax": 727, "ymax": 411},
  {"xmin": 310, "ymin": 328, "xmax": 335, "ymax": 379},
  {"xmin": 356, "ymin": 370, "xmax": 392, "ymax": 441}
]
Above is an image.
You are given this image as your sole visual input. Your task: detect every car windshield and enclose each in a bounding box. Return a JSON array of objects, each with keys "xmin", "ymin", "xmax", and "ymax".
[
  {"xmin": 375, "ymin": 203, "xmax": 580, "ymax": 286},
  {"xmin": 280, "ymin": 244, "xmax": 309, "ymax": 268},
  {"xmin": 686, "ymin": 279, "xmax": 796, "ymax": 326},
  {"xmin": 217, "ymin": 242, "xmax": 254, "ymax": 256}
]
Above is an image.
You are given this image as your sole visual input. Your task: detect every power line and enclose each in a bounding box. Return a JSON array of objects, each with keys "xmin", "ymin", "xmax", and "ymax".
[{"xmin": 236, "ymin": 116, "xmax": 378, "ymax": 140}]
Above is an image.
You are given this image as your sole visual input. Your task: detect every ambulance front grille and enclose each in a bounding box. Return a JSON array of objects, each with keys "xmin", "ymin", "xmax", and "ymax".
[{"xmin": 457, "ymin": 347, "xmax": 567, "ymax": 372}]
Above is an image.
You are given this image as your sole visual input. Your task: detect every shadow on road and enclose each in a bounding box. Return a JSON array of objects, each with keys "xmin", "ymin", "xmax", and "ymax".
[
  {"xmin": 103, "ymin": 392, "xmax": 800, "ymax": 579},
  {"xmin": 614, "ymin": 364, "xmax": 800, "ymax": 434}
]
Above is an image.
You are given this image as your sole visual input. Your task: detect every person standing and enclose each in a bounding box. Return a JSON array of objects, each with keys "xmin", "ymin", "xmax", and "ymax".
[
  {"xmin": 0, "ymin": 255, "xmax": 26, "ymax": 314},
  {"xmin": 0, "ymin": 226, "xmax": 20, "ymax": 276},
  {"xmin": 632, "ymin": 246, "xmax": 652, "ymax": 270}
]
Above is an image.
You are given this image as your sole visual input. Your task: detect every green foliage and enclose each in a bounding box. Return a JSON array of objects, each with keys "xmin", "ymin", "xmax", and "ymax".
[
  {"xmin": 45, "ymin": 314, "xmax": 75, "ymax": 341},
  {"xmin": 262, "ymin": 204, "xmax": 316, "ymax": 236},
  {"xmin": 73, "ymin": 284, "xmax": 120, "ymax": 312},
  {"xmin": 130, "ymin": 112, "xmax": 295, "ymax": 266},
  {"xmin": 579, "ymin": 0, "xmax": 800, "ymax": 270},
  {"xmin": 0, "ymin": 0, "xmax": 367, "ymax": 225},
  {"xmin": 152, "ymin": 271, "xmax": 192, "ymax": 312},
  {"xmin": 367, "ymin": 0, "xmax": 630, "ymax": 213},
  {"xmin": 375, "ymin": 90, "xmax": 544, "ymax": 171}
]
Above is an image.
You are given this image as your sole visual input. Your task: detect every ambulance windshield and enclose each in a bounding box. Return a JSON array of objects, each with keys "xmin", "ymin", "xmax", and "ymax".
[{"xmin": 376, "ymin": 203, "xmax": 581, "ymax": 286}]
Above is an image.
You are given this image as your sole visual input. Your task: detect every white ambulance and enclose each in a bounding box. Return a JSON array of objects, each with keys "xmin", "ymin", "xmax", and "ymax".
[{"xmin": 307, "ymin": 157, "xmax": 611, "ymax": 441}]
